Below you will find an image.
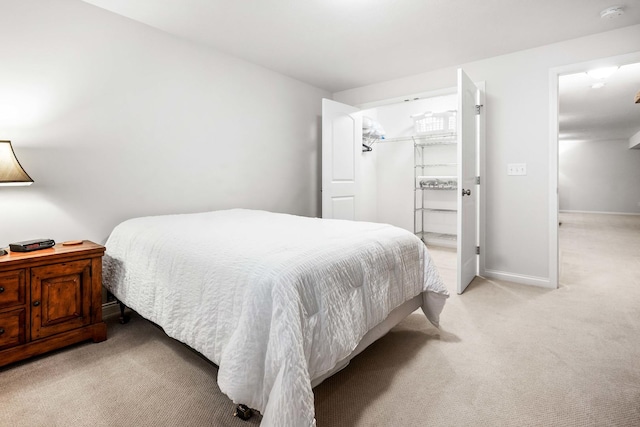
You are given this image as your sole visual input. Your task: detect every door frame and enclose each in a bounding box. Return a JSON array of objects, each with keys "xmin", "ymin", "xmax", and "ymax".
[
  {"xmin": 548, "ymin": 51, "xmax": 640, "ymax": 288},
  {"xmin": 357, "ymin": 81, "xmax": 486, "ymax": 279}
]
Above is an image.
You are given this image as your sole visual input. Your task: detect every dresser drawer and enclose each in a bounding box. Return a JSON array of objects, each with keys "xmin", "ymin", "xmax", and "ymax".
[
  {"xmin": 0, "ymin": 269, "xmax": 26, "ymax": 309},
  {"xmin": 0, "ymin": 308, "xmax": 26, "ymax": 350},
  {"xmin": 0, "ymin": 241, "xmax": 106, "ymax": 367}
]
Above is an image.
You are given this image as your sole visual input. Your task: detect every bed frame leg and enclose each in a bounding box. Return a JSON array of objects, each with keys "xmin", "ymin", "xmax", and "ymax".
[
  {"xmin": 233, "ymin": 404, "xmax": 253, "ymax": 421},
  {"xmin": 118, "ymin": 300, "xmax": 130, "ymax": 324}
]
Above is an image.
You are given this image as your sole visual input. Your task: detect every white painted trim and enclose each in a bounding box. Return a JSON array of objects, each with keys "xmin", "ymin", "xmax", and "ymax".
[
  {"xmin": 483, "ymin": 269, "xmax": 554, "ymax": 289},
  {"xmin": 357, "ymin": 87, "xmax": 457, "ymax": 110},
  {"xmin": 549, "ymin": 51, "xmax": 640, "ymax": 292},
  {"xmin": 548, "ymin": 69, "xmax": 559, "ymax": 289},
  {"xmin": 477, "ymin": 81, "xmax": 486, "ymax": 279},
  {"xmin": 630, "ymin": 130, "xmax": 640, "ymax": 149},
  {"xmin": 560, "ymin": 210, "xmax": 640, "ymax": 216},
  {"xmin": 102, "ymin": 301, "xmax": 121, "ymax": 320}
]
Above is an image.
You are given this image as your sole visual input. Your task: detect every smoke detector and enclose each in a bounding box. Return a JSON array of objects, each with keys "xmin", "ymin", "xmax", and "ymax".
[{"xmin": 600, "ymin": 6, "xmax": 624, "ymax": 19}]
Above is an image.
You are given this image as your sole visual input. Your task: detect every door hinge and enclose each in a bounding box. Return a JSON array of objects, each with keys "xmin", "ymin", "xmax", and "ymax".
[
  {"xmin": 476, "ymin": 176, "xmax": 480, "ymax": 185},
  {"xmin": 476, "ymin": 246, "xmax": 480, "ymax": 255},
  {"xmin": 475, "ymin": 104, "xmax": 483, "ymax": 115}
]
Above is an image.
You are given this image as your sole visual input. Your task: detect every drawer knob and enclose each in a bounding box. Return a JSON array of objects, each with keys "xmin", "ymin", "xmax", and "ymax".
[
  {"xmin": 0, "ymin": 328, "xmax": 4, "ymax": 335},
  {"xmin": 0, "ymin": 287, "xmax": 4, "ymax": 293},
  {"xmin": 33, "ymin": 301, "xmax": 40, "ymax": 307}
]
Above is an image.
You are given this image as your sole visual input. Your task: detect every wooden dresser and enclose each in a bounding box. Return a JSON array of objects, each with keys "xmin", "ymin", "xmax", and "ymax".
[{"xmin": 0, "ymin": 241, "xmax": 106, "ymax": 367}]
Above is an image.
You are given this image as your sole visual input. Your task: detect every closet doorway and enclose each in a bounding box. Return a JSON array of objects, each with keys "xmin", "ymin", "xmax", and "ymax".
[{"xmin": 322, "ymin": 70, "xmax": 485, "ymax": 294}]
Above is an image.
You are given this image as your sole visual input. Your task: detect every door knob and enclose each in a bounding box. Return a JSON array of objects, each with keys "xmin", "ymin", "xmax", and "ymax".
[
  {"xmin": 33, "ymin": 301, "xmax": 40, "ymax": 307},
  {"xmin": 0, "ymin": 287, "xmax": 4, "ymax": 293},
  {"xmin": 462, "ymin": 189, "xmax": 471, "ymax": 196},
  {"xmin": 0, "ymin": 328, "xmax": 4, "ymax": 335}
]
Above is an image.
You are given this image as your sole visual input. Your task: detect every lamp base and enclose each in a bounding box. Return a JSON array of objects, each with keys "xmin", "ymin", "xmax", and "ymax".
[{"xmin": 0, "ymin": 249, "xmax": 7, "ymax": 256}]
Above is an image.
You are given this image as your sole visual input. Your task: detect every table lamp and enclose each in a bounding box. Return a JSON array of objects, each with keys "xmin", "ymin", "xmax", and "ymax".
[{"xmin": 0, "ymin": 140, "xmax": 33, "ymax": 255}]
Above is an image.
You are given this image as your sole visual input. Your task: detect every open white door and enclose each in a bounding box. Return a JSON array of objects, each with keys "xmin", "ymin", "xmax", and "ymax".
[
  {"xmin": 456, "ymin": 69, "xmax": 479, "ymax": 294},
  {"xmin": 321, "ymin": 98, "xmax": 362, "ymax": 220}
]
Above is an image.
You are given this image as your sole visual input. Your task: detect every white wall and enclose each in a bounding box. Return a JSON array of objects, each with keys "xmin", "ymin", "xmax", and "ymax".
[
  {"xmin": 560, "ymin": 139, "xmax": 640, "ymax": 214},
  {"xmin": 359, "ymin": 110, "xmax": 379, "ymax": 224},
  {"xmin": 334, "ymin": 25, "xmax": 640, "ymax": 285},
  {"xmin": 0, "ymin": 0, "xmax": 329, "ymax": 246},
  {"xmin": 374, "ymin": 139, "xmax": 413, "ymax": 231}
]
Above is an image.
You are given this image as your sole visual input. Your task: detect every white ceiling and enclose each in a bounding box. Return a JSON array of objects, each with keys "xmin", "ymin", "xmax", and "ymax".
[
  {"xmin": 80, "ymin": 0, "xmax": 640, "ymax": 142},
  {"xmin": 560, "ymin": 63, "xmax": 640, "ymax": 142},
  {"xmin": 81, "ymin": 0, "xmax": 640, "ymax": 93}
]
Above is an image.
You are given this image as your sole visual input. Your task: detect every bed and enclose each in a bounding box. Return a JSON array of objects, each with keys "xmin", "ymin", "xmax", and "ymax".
[{"xmin": 102, "ymin": 209, "xmax": 449, "ymax": 426}]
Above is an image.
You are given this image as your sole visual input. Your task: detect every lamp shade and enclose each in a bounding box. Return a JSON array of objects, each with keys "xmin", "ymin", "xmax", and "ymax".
[{"xmin": 0, "ymin": 140, "xmax": 33, "ymax": 186}]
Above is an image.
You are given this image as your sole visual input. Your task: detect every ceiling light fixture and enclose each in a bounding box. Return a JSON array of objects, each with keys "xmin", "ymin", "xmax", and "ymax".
[
  {"xmin": 586, "ymin": 66, "xmax": 619, "ymax": 80},
  {"xmin": 600, "ymin": 6, "xmax": 625, "ymax": 19},
  {"xmin": 591, "ymin": 82, "xmax": 606, "ymax": 89}
]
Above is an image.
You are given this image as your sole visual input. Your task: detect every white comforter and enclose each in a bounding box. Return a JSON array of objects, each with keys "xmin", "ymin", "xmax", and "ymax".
[{"xmin": 102, "ymin": 209, "xmax": 448, "ymax": 426}]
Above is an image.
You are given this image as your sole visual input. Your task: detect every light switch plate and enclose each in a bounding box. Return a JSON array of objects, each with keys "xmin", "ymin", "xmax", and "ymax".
[{"xmin": 507, "ymin": 163, "xmax": 527, "ymax": 176}]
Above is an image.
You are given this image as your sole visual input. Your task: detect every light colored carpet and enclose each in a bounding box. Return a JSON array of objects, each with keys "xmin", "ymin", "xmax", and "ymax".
[{"xmin": 1, "ymin": 213, "xmax": 639, "ymax": 426}]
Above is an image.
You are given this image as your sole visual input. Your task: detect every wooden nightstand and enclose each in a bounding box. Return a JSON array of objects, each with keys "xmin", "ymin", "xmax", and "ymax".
[{"xmin": 0, "ymin": 240, "xmax": 106, "ymax": 367}]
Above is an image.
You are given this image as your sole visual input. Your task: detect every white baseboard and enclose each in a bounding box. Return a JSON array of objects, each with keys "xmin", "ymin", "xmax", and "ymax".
[
  {"xmin": 102, "ymin": 301, "xmax": 121, "ymax": 320},
  {"xmin": 483, "ymin": 269, "xmax": 555, "ymax": 289},
  {"xmin": 560, "ymin": 210, "xmax": 640, "ymax": 216}
]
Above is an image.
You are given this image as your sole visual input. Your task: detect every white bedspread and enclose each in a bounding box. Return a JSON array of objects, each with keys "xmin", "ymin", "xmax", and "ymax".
[{"xmin": 102, "ymin": 209, "xmax": 448, "ymax": 426}]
